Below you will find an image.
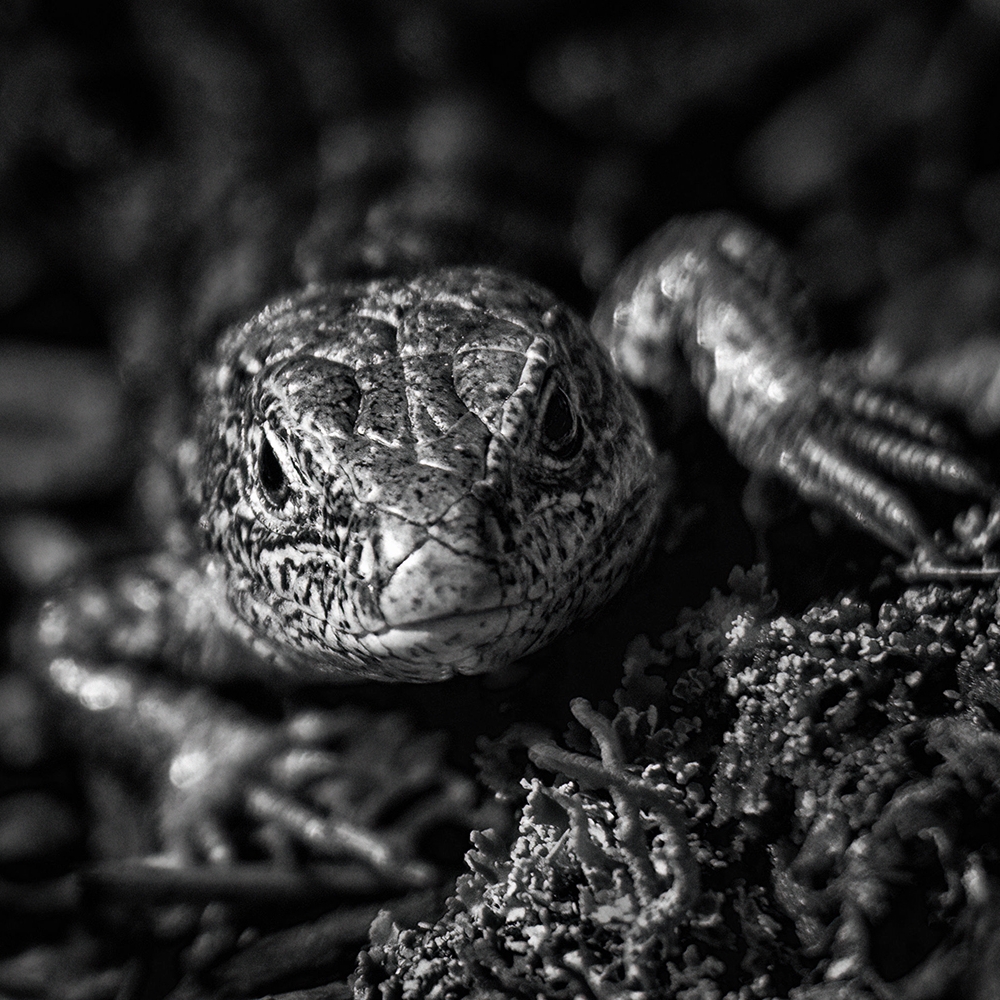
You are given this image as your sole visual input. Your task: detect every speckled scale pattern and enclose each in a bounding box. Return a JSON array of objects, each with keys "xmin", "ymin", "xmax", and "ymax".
[{"xmin": 190, "ymin": 267, "xmax": 660, "ymax": 681}]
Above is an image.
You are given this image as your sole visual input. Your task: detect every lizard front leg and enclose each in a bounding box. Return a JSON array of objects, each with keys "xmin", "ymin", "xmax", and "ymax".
[
  {"xmin": 19, "ymin": 554, "xmax": 452, "ymax": 887},
  {"xmin": 593, "ymin": 212, "xmax": 995, "ymax": 578}
]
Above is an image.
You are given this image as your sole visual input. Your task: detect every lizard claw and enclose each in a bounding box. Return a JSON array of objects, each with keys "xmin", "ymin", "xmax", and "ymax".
[
  {"xmin": 817, "ymin": 367, "xmax": 992, "ymax": 500},
  {"xmin": 773, "ymin": 365, "xmax": 998, "ymax": 577},
  {"xmin": 595, "ymin": 213, "xmax": 999, "ymax": 580},
  {"xmin": 897, "ymin": 548, "xmax": 1000, "ymax": 583}
]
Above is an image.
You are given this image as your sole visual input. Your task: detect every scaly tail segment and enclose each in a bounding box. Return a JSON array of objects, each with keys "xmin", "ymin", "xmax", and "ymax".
[{"xmin": 596, "ymin": 212, "xmax": 999, "ymax": 579}]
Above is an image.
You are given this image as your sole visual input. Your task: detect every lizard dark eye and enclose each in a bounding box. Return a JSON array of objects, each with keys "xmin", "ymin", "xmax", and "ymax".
[
  {"xmin": 258, "ymin": 436, "xmax": 288, "ymax": 502},
  {"xmin": 540, "ymin": 383, "xmax": 583, "ymax": 460}
]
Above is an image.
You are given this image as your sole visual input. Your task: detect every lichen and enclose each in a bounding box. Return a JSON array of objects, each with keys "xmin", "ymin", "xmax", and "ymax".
[{"xmin": 356, "ymin": 562, "xmax": 1000, "ymax": 998}]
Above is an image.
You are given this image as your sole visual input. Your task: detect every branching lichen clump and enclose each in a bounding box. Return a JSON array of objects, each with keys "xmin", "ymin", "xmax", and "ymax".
[
  {"xmin": 356, "ymin": 564, "xmax": 1000, "ymax": 999},
  {"xmin": 357, "ymin": 771, "xmax": 720, "ymax": 1000}
]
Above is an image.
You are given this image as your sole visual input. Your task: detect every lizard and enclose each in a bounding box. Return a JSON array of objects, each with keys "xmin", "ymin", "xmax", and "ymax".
[{"xmin": 18, "ymin": 205, "xmax": 995, "ymax": 879}]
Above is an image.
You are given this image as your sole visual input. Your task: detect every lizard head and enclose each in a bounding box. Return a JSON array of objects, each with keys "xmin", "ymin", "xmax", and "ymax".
[{"xmin": 190, "ymin": 268, "xmax": 661, "ymax": 682}]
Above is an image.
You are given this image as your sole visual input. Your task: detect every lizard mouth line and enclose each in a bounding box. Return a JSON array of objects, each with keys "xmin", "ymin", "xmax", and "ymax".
[
  {"xmin": 270, "ymin": 595, "xmax": 528, "ymax": 639},
  {"xmin": 375, "ymin": 601, "xmax": 529, "ymax": 635}
]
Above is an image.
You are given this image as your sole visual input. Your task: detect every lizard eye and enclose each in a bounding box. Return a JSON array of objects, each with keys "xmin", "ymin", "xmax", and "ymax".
[
  {"xmin": 257, "ymin": 434, "xmax": 289, "ymax": 504},
  {"xmin": 540, "ymin": 380, "xmax": 583, "ymax": 461}
]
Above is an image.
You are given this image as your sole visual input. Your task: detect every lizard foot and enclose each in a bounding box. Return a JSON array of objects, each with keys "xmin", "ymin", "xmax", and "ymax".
[
  {"xmin": 774, "ymin": 366, "xmax": 997, "ymax": 580},
  {"xmin": 158, "ymin": 704, "xmax": 478, "ymax": 891}
]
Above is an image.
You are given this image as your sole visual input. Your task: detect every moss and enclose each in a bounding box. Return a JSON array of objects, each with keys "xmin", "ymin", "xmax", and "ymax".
[{"xmin": 357, "ymin": 561, "xmax": 1000, "ymax": 998}]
